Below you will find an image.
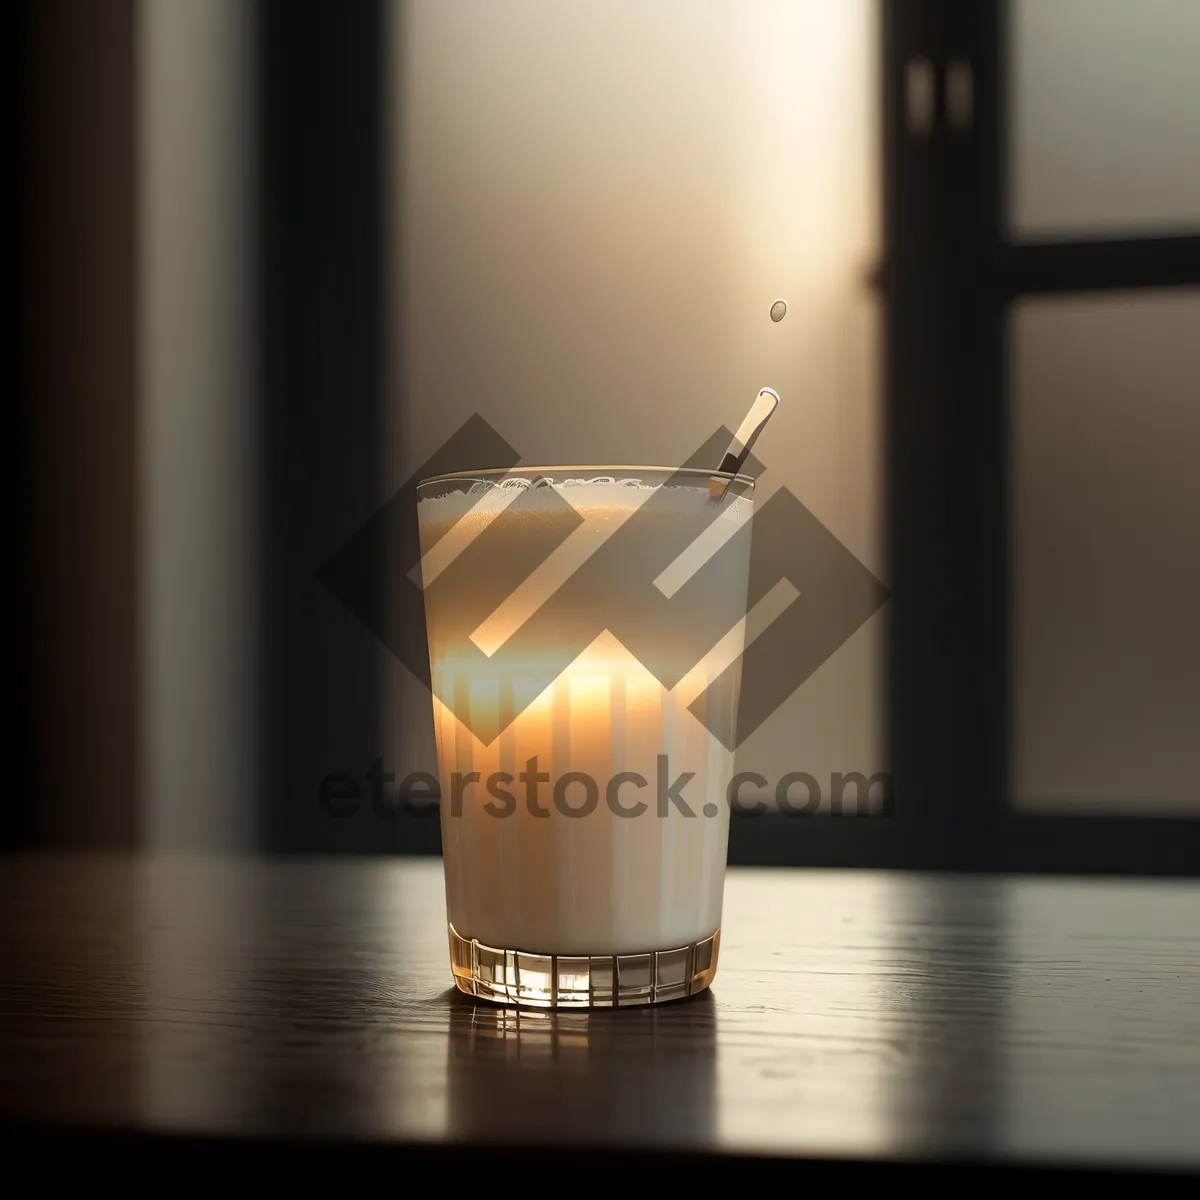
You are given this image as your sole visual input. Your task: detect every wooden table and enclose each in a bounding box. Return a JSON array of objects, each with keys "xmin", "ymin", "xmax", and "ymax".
[{"xmin": 2, "ymin": 855, "xmax": 1197, "ymax": 1178}]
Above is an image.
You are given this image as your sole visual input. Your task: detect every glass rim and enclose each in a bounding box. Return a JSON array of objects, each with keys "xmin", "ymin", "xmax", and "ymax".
[{"xmin": 416, "ymin": 465, "xmax": 756, "ymax": 491}]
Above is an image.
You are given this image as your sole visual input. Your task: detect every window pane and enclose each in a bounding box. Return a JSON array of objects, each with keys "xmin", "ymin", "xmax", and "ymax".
[
  {"xmin": 1009, "ymin": 0, "xmax": 1200, "ymax": 238},
  {"xmin": 1010, "ymin": 292, "xmax": 1200, "ymax": 814}
]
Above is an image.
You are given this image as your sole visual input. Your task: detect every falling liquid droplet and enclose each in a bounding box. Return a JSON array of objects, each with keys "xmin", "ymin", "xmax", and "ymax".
[{"xmin": 769, "ymin": 298, "xmax": 787, "ymax": 323}]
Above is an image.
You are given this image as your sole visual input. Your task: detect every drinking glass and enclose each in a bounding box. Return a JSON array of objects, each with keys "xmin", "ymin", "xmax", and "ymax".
[{"xmin": 416, "ymin": 465, "xmax": 755, "ymax": 1007}]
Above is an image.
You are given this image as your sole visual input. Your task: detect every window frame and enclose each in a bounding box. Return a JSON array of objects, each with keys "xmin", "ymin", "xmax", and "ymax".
[{"xmin": 729, "ymin": 0, "xmax": 1200, "ymax": 874}]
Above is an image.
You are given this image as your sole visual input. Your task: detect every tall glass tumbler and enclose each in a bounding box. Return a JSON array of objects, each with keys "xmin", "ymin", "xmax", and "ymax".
[{"xmin": 415, "ymin": 466, "xmax": 756, "ymax": 1007}]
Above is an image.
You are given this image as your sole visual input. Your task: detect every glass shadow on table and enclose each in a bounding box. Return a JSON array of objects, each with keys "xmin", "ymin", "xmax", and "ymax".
[{"xmin": 443, "ymin": 989, "xmax": 719, "ymax": 1149}]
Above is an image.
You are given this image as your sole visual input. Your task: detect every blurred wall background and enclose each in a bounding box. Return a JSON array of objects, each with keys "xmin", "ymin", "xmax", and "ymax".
[
  {"xmin": 13, "ymin": 0, "xmax": 1199, "ymax": 861},
  {"xmin": 20, "ymin": 1, "xmax": 139, "ymax": 849},
  {"xmin": 18, "ymin": 0, "xmax": 389, "ymax": 853},
  {"xmin": 139, "ymin": 0, "xmax": 258, "ymax": 851},
  {"xmin": 385, "ymin": 0, "xmax": 885, "ymax": 809}
]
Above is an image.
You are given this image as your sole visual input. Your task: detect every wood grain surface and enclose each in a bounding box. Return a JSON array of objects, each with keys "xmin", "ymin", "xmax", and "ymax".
[{"xmin": 1, "ymin": 855, "xmax": 1197, "ymax": 1175}]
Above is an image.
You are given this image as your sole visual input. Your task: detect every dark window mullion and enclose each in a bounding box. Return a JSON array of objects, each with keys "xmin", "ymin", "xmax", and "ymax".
[
  {"xmin": 884, "ymin": 0, "xmax": 1010, "ymax": 870},
  {"xmin": 1001, "ymin": 233, "xmax": 1200, "ymax": 297}
]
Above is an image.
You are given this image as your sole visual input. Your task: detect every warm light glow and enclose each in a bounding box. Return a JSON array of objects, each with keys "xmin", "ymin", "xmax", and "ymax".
[{"xmin": 433, "ymin": 631, "xmax": 707, "ymax": 755}]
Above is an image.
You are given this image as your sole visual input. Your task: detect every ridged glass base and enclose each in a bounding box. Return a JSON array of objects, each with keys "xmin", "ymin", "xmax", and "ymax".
[{"xmin": 449, "ymin": 925, "xmax": 721, "ymax": 1008}]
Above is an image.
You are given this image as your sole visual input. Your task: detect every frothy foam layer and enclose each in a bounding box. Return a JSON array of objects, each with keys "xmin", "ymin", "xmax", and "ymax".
[
  {"xmin": 417, "ymin": 482, "xmax": 752, "ymax": 597},
  {"xmin": 418, "ymin": 480, "xmax": 751, "ymax": 537}
]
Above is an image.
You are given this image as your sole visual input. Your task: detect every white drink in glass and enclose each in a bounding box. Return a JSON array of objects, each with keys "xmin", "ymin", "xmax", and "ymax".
[{"xmin": 416, "ymin": 468, "xmax": 755, "ymax": 1006}]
